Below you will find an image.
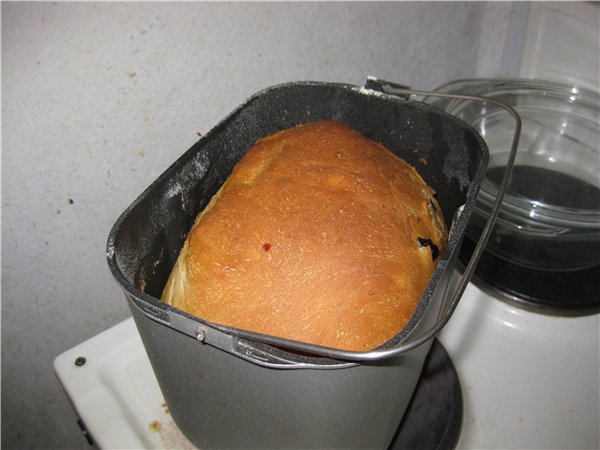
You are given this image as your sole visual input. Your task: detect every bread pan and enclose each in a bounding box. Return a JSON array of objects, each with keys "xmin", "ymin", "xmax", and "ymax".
[{"xmin": 107, "ymin": 77, "xmax": 519, "ymax": 449}]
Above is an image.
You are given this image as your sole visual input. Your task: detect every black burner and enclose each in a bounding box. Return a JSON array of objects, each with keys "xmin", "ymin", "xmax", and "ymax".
[
  {"xmin": 390, "ymin": 339, "xmax": 462, "ymax": 450},
  {"xmin": 460, "ymin": 236, "xmax": 600, "ymax": 315}
]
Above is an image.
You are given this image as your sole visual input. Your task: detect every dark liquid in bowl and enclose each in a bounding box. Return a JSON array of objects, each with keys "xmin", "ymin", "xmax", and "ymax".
[
  {"xmin": 463, "ymin": 161, "xmax": 600, "ymax": 308},
  {"xmin": 487, "ymin": 165, "xmax": 600, "ymax": 210},
  {"xmin": 469, "ymin": 165, "xmax": 600, "ymax": 272}
]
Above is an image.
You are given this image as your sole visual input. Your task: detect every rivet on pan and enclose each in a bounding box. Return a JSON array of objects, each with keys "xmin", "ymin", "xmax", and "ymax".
[{"xmin": 195, "ymin": 329, "xmax": 206, "ymax": 342}]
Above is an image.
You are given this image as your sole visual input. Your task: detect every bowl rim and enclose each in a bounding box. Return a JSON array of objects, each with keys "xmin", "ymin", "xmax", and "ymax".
[
  {"xmin": 476, "ymin": 181, "xmax": 600, "ymax": 230},
  {"xmin": 431, "ymin": 77, "xmax": 600, "ymax": 225},
  {"xmin": 434, "ymin": 77, "xmax": 600, "ymax": 107}
]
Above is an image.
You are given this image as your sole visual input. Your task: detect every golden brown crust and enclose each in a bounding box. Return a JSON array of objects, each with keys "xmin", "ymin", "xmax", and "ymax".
[{"xmin": 162, "ymin": 121, "xmax": 447, "ymax": 351}]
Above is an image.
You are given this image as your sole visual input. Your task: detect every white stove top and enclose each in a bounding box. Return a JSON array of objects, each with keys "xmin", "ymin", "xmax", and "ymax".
[
  {"xmin": 440, "ymin": 282, "xmax": 599, "ymax": 449},
  {"xmin": 54, "ymin": 281, "xmax": 599, "ymax": 449}
]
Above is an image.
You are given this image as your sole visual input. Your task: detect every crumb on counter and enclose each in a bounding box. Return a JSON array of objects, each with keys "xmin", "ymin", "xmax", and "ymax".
[{"xmin": 149, "ymin": 420, "xmax": 162, "ymax": 432}]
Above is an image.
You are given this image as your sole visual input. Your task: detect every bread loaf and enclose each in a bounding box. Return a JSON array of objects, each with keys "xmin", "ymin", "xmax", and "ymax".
[{"xmin": 162, "ymin": 121, "xmax": 447, "ymax": 351}]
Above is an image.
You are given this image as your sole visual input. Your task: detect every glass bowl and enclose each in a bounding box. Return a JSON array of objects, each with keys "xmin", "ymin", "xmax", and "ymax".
[{"xmin": 429, "ymin": 79, "xmax": 600, "ymax": 272}]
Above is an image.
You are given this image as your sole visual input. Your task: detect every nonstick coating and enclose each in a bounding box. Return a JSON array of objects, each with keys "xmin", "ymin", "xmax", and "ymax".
[{"xmin": 107, "ymin": 81, "xmax": 487, "ymax": 353}]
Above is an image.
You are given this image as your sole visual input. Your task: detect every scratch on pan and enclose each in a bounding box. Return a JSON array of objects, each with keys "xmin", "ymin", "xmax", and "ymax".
[{"xmin": 166, "ymin": 182, "xmax": 183, "ymax": 199}]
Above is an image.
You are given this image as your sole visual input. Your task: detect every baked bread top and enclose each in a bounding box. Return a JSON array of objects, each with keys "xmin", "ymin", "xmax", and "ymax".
[{"xmin": 162, "ymin": 121, "xmax": 447, "ymax": 351}]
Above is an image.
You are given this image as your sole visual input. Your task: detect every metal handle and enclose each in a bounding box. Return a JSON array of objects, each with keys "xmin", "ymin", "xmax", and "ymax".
[
  {"xmin": 189, "ymin": 77, "xmax": 522, "ymax": 366},
  {"xmin": 312, "ymin": 77, "xmax": 522, "ymax": 361}
]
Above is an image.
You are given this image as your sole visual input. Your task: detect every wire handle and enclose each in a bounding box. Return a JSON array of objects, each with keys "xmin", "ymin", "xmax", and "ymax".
[
  {"xmin": 185, "ymin": 77, "xmax": 522, "ymax": 365},
  {"xmin": 310, "ymin": 77, "xmax": 522, "ymax": 361}
]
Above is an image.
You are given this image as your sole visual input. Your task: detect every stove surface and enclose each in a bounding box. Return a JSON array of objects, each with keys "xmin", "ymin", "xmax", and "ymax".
[
  {"xmin": 54, "ymin": 282, "xmax": 599, "ymax": 449},
  {"xmin": 54, "ymin": 317, "xmax": 196, "ymax": 449},
  {"xmin": 439, "ymin": 283, "xmax": 599, "ymax": 449}
]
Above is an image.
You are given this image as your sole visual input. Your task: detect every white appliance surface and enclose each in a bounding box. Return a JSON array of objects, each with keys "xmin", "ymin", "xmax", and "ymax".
[
  {"xmin": 54, "ymin": 281, "xmax": 599, "ymax": 450},
  {"xmin": 440, "ymin": 283, "xmax": 599, "ymax": 450},
  {"xmin": 54, "ymin": 318, "xmax": 195, "ymax": 450}
]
